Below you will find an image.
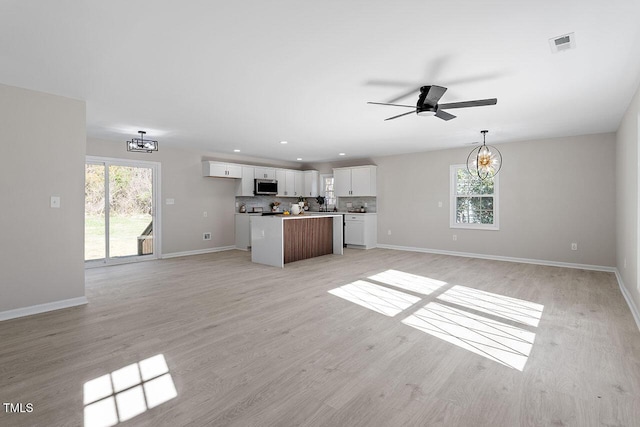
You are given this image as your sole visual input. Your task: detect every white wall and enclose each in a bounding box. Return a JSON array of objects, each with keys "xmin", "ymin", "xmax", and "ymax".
[
  {"xmin": 316, "ymin": 134, "xmax": 617, "ymax": 267},
  {"xmin": 0, "ymin": 84, "xmax": 86, "ymax": 313},
  {"xmin": 616, "ymin": 83, "xmax": 639, "ymax": 311},
  {"xmin": 86, "ymin": 138, "xmax": 301, "ymax": 255}
]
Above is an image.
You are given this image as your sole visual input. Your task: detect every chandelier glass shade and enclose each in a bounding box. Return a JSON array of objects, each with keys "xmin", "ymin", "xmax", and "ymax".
[
  {"xmin": 466, "ymin": 130, "xmax": 501, "ymax": 180},
  {"xmin": 127, "ymin": 131, "xmax": 158, "ymax": 153}
]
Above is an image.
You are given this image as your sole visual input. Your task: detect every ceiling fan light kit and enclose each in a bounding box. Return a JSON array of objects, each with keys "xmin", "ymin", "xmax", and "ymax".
[
  {"xmin": 126, "ymin": 130, "xmax": 158, "ymax": 153},
  {"xmin": 467, "ymin": 130, "xmax": 501, "ymax": 180}
]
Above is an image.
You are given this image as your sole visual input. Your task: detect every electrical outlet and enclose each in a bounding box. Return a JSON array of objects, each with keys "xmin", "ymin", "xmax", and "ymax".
[
  {"xmin": 346, "ymin": 202, "xmax": 353, "ymax": 208},
  {"xmin": 571, "ymin": 243, "xmax": 577, "ymax": 251},
  {"xmin": 203, "ymin": 232, "xmax": 211, "ymax": 240},
  {"xmin": 203, "ymin": 211, "xmax": 208, "ymax": 217},
  {"xmin": 453, "ymin": 235, "xmax": 457, "ymax": 241},
  {"xmin": 387, "ymin": 229, "xmax": 391, "ymax": 235},
  {"xmin": 364, "ymin": 203, "xmax": 368, "ymax": 208},
  {"xmin": 166, "ymin": 198, "xmax": 175, "ymax": 205},
  {"xmin": 50, "ymin": 196, "xmax": 61, "ymax": 208},
  {"xmin": 438, "ymin": 201, "xmax": 443, "ymax": 208}
]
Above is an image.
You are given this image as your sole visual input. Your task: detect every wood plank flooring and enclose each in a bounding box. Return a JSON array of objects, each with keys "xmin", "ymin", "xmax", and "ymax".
[{"xmin": 1, "ymin": 249, "xmax": 639, "ymax": 426}]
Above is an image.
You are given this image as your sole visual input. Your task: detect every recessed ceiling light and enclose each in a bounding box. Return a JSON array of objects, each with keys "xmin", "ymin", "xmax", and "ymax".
[
  {"xmin": 296, "ymin": 158, "xmax": 302, "ymax": 161},
  {"xmin": 280, "ymin": 141, "xmax": 288, "ymax": 145},
  {"xmin": 233, "ymin": 149, "xmax": 241, "ymax": 152},
  {"xmin": 339, "ymin": 153, "xmax": 346, "ymax": 156}
]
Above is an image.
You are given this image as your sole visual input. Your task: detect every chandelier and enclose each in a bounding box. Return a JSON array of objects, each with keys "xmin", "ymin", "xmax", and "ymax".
[
  {"xmin": 466, "ymin": 130, "xmax": 501, "ymax": 180},
  {"xmin": 126, "ymin": 131, "xmax": 158, "ymax": 153}
]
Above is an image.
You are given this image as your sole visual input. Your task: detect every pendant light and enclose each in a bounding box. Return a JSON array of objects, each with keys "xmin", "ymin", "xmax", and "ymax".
[
  {"xmin": 126, "ymin": 131, "xmax": 158, "ymax": 153},
  {"xmin": 466, "ymin": 130, "xmax": 501, "ymax": 180}
]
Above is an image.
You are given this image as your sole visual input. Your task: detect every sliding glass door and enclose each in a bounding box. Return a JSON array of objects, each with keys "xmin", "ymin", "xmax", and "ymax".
[{"xmin": 85, "ymin": 157, "xmax": 160, "ymax": 265}]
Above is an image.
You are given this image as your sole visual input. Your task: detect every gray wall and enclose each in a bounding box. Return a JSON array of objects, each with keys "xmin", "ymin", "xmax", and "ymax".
[
  {"xmin": 0, "ymin": 84, "xmax": 86, "ymax": 312},
  {"xmin": 316, "ymin": 133, "xmax": 617, "ymax": 267},
  {"xmin": 320, "ymin": 134, "xmax": 615, "ymax": 267},
  {"xmin": 86, "ymin": 138, "xmax": 301, "ymax": 255},
  {"xmin": 616, "ymin": 84, "xmax": 639, "ymax": 310}
]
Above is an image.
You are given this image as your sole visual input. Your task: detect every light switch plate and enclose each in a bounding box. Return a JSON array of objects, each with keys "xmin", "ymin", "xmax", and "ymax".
[
  {"xmin": 166, "ymin": 198, "xmax": 175, "ymax": 205},
  {"xmin": 50, "ymin": 196, "xmax": 61, "ymax": 208}
]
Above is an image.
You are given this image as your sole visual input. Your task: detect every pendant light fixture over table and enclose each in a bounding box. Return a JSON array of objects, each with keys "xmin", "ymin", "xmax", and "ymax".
[
  {"xmin": 467, "ymin": 130, "xmax": 501, "ymax": 180},
  {"xmin": 126, "ymin": 130, "xmax": 158, "ymax": 153}
]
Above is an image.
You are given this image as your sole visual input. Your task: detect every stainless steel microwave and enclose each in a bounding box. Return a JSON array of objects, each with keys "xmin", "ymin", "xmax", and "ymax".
[{"xmin": 254, "ymin": 179, "xmax": 278, "ymax": 195}]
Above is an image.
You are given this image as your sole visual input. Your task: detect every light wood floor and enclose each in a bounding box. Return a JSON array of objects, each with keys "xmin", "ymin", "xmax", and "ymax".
[{"xmin": 1, "ymin": 249, "xmax": 639, "ymax": 426}]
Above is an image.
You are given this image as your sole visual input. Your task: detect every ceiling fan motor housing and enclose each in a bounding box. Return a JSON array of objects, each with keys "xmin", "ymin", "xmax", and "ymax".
[{"xmin": 417, "ymin": 106, "xmax": 436, "ymax": 116}]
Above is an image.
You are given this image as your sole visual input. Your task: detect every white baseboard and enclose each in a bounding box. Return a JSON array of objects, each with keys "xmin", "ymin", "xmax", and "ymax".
[
  {"xmin": 375, "ymin": 244, "xmax": 616, "ymax": 272},
  {"xmin": 162, "ymin": 246, "xmax": 236, "ymax": 259},
  {"xmin": 0, "ymin": 296, "xmax": 88, "ymax": 322},
  {"xmin": 614, "ymin": 269, "xmax": 640, "ymax": 332}
]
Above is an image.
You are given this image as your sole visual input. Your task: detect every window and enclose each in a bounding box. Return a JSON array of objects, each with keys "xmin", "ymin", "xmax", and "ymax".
[
  {"xmin": 320, "ymin": 174, "xmax": 336, "ymax": 208},
  {"xmin": 450, "ymin": 164, "xmax": 499, "ymax": 230}
]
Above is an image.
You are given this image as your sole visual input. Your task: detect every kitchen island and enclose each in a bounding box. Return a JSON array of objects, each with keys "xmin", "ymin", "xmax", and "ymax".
[{"xmin": 251, "ymin": 214, "xmax": 343, "ymax": 267}]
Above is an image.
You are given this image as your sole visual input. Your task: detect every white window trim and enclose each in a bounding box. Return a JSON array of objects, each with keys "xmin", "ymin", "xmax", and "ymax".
[
  {"xmin": 449, "ymin": 164, "xmax": 499, "ymax": 231},
  {"xmin": 319, "ymin": 173, "xmax": 336, "ymax": 207}
]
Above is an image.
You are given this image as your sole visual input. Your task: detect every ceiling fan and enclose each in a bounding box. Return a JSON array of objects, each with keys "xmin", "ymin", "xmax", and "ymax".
[{"xmin": 368, "ymin": 85, "xmax": 497, "ymax": 121}]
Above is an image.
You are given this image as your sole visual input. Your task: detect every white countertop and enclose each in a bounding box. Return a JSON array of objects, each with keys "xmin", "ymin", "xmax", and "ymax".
[
  {"xmin": 237, "ymin": 211, "xmax": 377, "ymax": 215},
  {"xmin": 253, "ymin": 213, "xmax": 342, "ymax": 220}
]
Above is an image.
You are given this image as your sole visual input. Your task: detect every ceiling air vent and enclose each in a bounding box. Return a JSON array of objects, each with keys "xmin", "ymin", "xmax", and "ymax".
[{"xmin": 549, "ymin": 32, "xmax": 576, "ymax": 53}]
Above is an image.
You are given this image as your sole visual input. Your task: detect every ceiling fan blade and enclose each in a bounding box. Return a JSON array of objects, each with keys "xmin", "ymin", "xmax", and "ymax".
[
  {"xmin": 442, "ymin": 72, "xmax": 503, "ymax": 87},
  {"xmin": 435, "ymin": 109, "xmax": 456, "ymax": 121},
  {"xmin": 424, "ymin": 85, "xmax": 447, "ymax": 107},
  {"xmin": 438, "ymin": 98, "xmax": 497, "ymax": 109},
  {"xmin": 367, "ymin": 102, "xmax": 415, "ymax": 108},
  {"xmin": 384, "ymin": 110, "xmax": 415, "ymax": 121},
  {"xmin": 386, "ymin": 87, "xmax": 421, "ymax": 104},
  {"xmin": 365, "ymin": 79, "xmax": 415, "ymax": 87}
]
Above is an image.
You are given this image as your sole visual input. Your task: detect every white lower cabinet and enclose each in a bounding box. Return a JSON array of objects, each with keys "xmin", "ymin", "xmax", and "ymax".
[
  {"xmin": 344, "ymin": 214, "xmax": 377, "ymax": 249},
  {"xmin": 235, "ymin": 214, "xmax": 261, "ymax": 250}
]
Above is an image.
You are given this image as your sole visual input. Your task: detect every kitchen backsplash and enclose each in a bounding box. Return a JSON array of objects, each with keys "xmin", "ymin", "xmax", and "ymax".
[
  {"xmin": 235, "ymin": 195, "xmax": 376, "ymax": 213},
  {"xmin": 337, "ymin": 197, "xmax": 376, "ymax": 212}
]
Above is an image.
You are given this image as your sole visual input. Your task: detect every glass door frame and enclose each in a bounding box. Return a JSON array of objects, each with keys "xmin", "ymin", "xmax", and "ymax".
[{"xmin": 85, "ymin": 155, "xmax": 162, "ymax": 268}]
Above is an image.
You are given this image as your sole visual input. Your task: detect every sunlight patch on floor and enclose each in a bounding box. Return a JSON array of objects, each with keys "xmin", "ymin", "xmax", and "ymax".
[
  {"xmin": 437, "ymin": 285, "xmax": 545, "ymax": 327},
  {"xmin": 84, "ymin": 354, "xmax": 177, "ymax": 427},
  {"xmin": 368, "ymin": 269, "xmax": 448, "ymax": 295},
  {"xmin": 328, "ymin": 280, "xmax": 421, "ymax": 317},
  {"xmin": 402, "ymin": 302, "xmax": 536, "ymax": 371}
]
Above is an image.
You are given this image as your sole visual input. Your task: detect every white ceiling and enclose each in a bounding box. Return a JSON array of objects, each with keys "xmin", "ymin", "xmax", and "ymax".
[{"xmin": 2, "ymin": 0, "xmax": 640, "ymax": 163}]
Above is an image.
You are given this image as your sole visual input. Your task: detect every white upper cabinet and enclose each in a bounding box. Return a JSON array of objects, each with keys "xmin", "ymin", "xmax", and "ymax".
[
  {"xmin": 254, "ymin": 167, "xmax": 276, "ymax": 180},
  {"xmin": 333, "ymin": 168, "xmax": 352, "ymax": 197},
  {"xmin": 285, "ymin": 170, "xmax": 296, "ymax": 196},
  {"xmin": 276, "ymin": 169, "xmax": 288, "ymax": 196},
  {"xmin": 236, "ymin": 166, "xmax": 255, "ymax": 196},
  {"xmin": 204, "ymin": 161, "xmax": 319, "ymax": 198},
  {"xmin": 294, "ymin": 171, "xmax": 304, "ymax": 197},
  {"xmin": 203, "ymin": 161, "xmax": 242, "ymax": 178},
  {"xmin": 351, "ymin": 167, "xmax": 376, "ymax": 196},
  {"xmin": 304, "ymin": 170, "xmax": 319, "ymax": 197},
  {"xmin": 274, "ymin": 169, "xmax": 318, "ymax": 197},
  {"xmin": 333, "ymin": 165, "xmax": 377, "ymax": 197}
]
